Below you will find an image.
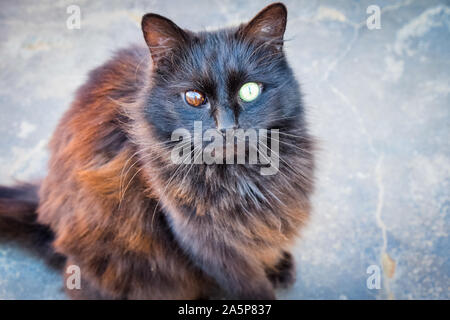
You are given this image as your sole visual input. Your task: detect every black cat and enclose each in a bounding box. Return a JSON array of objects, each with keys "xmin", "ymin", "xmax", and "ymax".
[{"xmin": 0, "ymin": 3, "xmax": 314, "ymax": 299}]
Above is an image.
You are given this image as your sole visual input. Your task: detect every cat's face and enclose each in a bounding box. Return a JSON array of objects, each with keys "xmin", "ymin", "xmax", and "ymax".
[{"xmin": 141, "ymin": 3, "xmax": 304, "ymax": 146}]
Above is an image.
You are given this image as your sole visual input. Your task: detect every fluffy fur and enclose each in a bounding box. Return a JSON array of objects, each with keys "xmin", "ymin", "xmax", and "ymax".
[{"xmin": 0, "ymin": 3, "xmax": 314, "ymax": 299}]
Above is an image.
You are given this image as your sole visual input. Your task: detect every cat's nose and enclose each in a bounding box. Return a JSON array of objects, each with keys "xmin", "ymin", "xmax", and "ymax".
[{"xmin": 215, "ymin": 108, "xmax": 238, "ymax": 133}]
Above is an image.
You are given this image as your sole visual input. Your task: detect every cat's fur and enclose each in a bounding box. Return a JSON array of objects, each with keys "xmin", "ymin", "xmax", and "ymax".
[{"xmin": 0, "ymin": 3, "xmax": 314, "ymax": 299}]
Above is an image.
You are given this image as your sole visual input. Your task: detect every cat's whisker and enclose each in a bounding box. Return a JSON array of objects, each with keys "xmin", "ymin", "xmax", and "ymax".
[
  {"xmin": 276, "ymin": 133, "xmax": 314, "ymax": 146},
  {"xmin": 264, "ymin": 115, "xmax": 299, "ymax": 123},
  {"xmin": 119, "ymin": 153, "xmax": 161, "ymax": 208},
  {"xmin": 233, "ymin": 135, "xmax": 285, "ymax": 208},
  {"xmin": 119, "ymin": 140, "xmax": 175, "ymax": 194},
  {"xmin": 268, "ymin": 136, "xmax": 314, "ymax": 156},
  {"xmin": 119, "ymin": 151, "xmax": 168, "ymax": 207},
  {"xmin": 277, "ymin": 131, "xmax": 306, "ymax": 138},
  {"xmin": 256, "ymin": 138, "xmax": 304, "ymax": 181},
  {"xmin": 119, "ymin": 141, "xmax": 190, "ymax": 205},
  {"xmin": 119, "ymin": 166, "xmax": 145, "ymax": 209},
  {"xmin": 179, "ymin": 145, "xmax": 203, "ymax": 187},
  {"xmin": 150, "ymin": 145, "xmax": 200, "ymax": 229},
  {"xmin": 119, "ymin": 146, "xmax": 151, "ymax": 198}
]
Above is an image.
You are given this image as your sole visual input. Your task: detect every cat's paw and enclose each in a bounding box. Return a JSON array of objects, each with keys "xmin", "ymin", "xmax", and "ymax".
[{"xmin": 266, "ymin": 251, "xmax": 296, "ymax": 289}]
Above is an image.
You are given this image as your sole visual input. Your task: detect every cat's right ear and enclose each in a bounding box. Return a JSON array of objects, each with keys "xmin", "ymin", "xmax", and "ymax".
[
  {"xmin": 239, "ymin": 3, "xmax": 287, "ymax": 51},
  {"xmin": 141, "ymin": 13, "xmax": 189, "ymax": 64}
]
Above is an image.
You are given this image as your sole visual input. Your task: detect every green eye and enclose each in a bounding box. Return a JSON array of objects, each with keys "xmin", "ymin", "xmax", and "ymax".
[{"xmin": 239, "ymin": 82, "xmax": 261, "ymax": 102}]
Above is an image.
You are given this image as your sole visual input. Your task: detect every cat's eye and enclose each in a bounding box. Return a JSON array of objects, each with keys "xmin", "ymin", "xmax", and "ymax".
[
  {"xmin": 185, "ymin": 90, "xmax": 206, "ymax": 107},
  {"xmin": 239, "ymin": 82, "xmax": 261, "ymax": 102}
]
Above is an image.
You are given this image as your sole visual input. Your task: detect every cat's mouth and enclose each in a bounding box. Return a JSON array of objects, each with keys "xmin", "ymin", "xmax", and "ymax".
[
  {"xmin": 180, "ymin": 142, "xmax": 250, "ymax": 160},
  {"xmin": 167, "ymin": 125, "xmax": 280, "ymax": 175}
]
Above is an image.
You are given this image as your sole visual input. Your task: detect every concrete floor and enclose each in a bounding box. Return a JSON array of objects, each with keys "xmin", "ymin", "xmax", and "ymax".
[{"xmin": 0, "ymin": 0, "xmax": 449, "ymax": 299}]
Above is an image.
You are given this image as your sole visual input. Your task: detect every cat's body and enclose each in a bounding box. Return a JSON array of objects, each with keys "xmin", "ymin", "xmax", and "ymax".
[{"xmin": 0, "ymin": 3, "xmax": 314, "ymax": 299}]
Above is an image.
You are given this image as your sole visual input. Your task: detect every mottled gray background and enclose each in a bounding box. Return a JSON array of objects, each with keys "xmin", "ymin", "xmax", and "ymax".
[{"xmin": 0, "ymin": 0, "xmax": 449, "ymax": 299}]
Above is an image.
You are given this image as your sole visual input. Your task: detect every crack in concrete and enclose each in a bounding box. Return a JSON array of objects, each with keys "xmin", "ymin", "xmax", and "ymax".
[
  {"xmin": 330, "ymin": 85, "xmax": 395, "ymax": 299},
  {"xmin": 319, "ymin": 0, "xmax": 414, "ymax": 83},
  {"xmin": 320, "ymin": 27, "xmax": 360, "ymax": 83},
  {"xmin": 329, "ymin": 85, "xmax": 377, "ymax": 155},
  {"xmin": 318, "ymin": 4, "xmax": 418, "ymax": 298},
  {"xmin": 375, "ymin": 156, "xmax": 396, "ymax": 299}
]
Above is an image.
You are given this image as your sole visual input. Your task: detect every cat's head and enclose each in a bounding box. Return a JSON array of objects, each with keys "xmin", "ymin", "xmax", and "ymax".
[
  {"xmin": 140, "ymin": 3, "xmax": 304, "ymax": 146},
  {"xmin": 133, "ymin": 3, "xmax": 314, "ymax": 213}
]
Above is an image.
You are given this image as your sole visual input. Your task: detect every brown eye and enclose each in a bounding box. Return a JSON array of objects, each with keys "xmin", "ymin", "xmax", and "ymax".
[{"xmin": 185, "ymin": 90, "xmax": 206, "ymax": 107}]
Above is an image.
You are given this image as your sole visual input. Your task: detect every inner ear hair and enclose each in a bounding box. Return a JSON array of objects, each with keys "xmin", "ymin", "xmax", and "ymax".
[
  {"xmin": 239, "ymin": 2, "xmax": 288, "ymax": 51},
  {"xmin": 141, "ymin": 13, "xmax": 190, "ymax": 64}
]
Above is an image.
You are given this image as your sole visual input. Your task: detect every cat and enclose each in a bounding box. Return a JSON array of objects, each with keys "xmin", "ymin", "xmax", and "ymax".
[{"xmin": 0, "ymin": 2, "xmax": 314, "ymax": 299}]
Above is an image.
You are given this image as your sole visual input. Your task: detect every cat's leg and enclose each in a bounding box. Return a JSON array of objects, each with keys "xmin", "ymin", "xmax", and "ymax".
[
  {"xmin": 166, "ymin": 214, "xmax": 276, "ymax": 299},
  {"xmin": 190, "ymin": 245, "xmax": 276, "ymax": 300},
  {"xmin": 266, "ymin": 250, "xmax": 296, "ymax": 289},
  {"xmin": 62, "ymin": 251, "xmax": 215, "ymax": 300}
]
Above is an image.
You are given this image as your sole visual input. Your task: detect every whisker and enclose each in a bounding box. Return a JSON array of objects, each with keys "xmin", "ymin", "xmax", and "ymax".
[
  {"xmin": 119, "ymin": 141, "xmax": 189, "ymax": 206},
  {"xmin": 150, "ymin": 145, "xmax": 199, "ymax": 229},
  {"xmin": 269, "ymin": 137, "xmax": 314, "ymax": 156},
  {"xmin": 257, "ymin": 138, "xmax": 302, "ymax": 179},
  {"xmin": 119, "ymin": 140, "xmax": 176, "ymax": 198}
]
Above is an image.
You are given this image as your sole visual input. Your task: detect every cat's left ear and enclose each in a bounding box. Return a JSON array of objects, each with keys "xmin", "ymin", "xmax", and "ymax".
[
  {"xmin": 239, "ymin": 3, "xmax": 287, "ymax": 51},
  {"xmin": 141, "ymin": 13, "xmax": 190, "ymax": 64}
]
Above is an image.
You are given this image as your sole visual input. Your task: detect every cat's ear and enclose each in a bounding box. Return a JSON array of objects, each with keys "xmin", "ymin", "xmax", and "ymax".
[
  {"xmin": 141, "ymin": 13, "xmax": 189, "ymax": 64},
  {"xmin": 239, "ymin": 3, "xmax": 287, "ymax": 51}
]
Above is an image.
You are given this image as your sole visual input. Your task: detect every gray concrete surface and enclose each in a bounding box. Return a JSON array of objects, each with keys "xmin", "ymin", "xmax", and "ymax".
[{"xmin": 0, "ymin": 0, "xmax": 449, "ymax": 299}]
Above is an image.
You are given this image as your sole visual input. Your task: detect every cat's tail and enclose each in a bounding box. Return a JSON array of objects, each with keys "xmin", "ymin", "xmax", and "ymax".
[{"xmin": 0, "ymin": 183, "xmax": 65, "ymax": 269}]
